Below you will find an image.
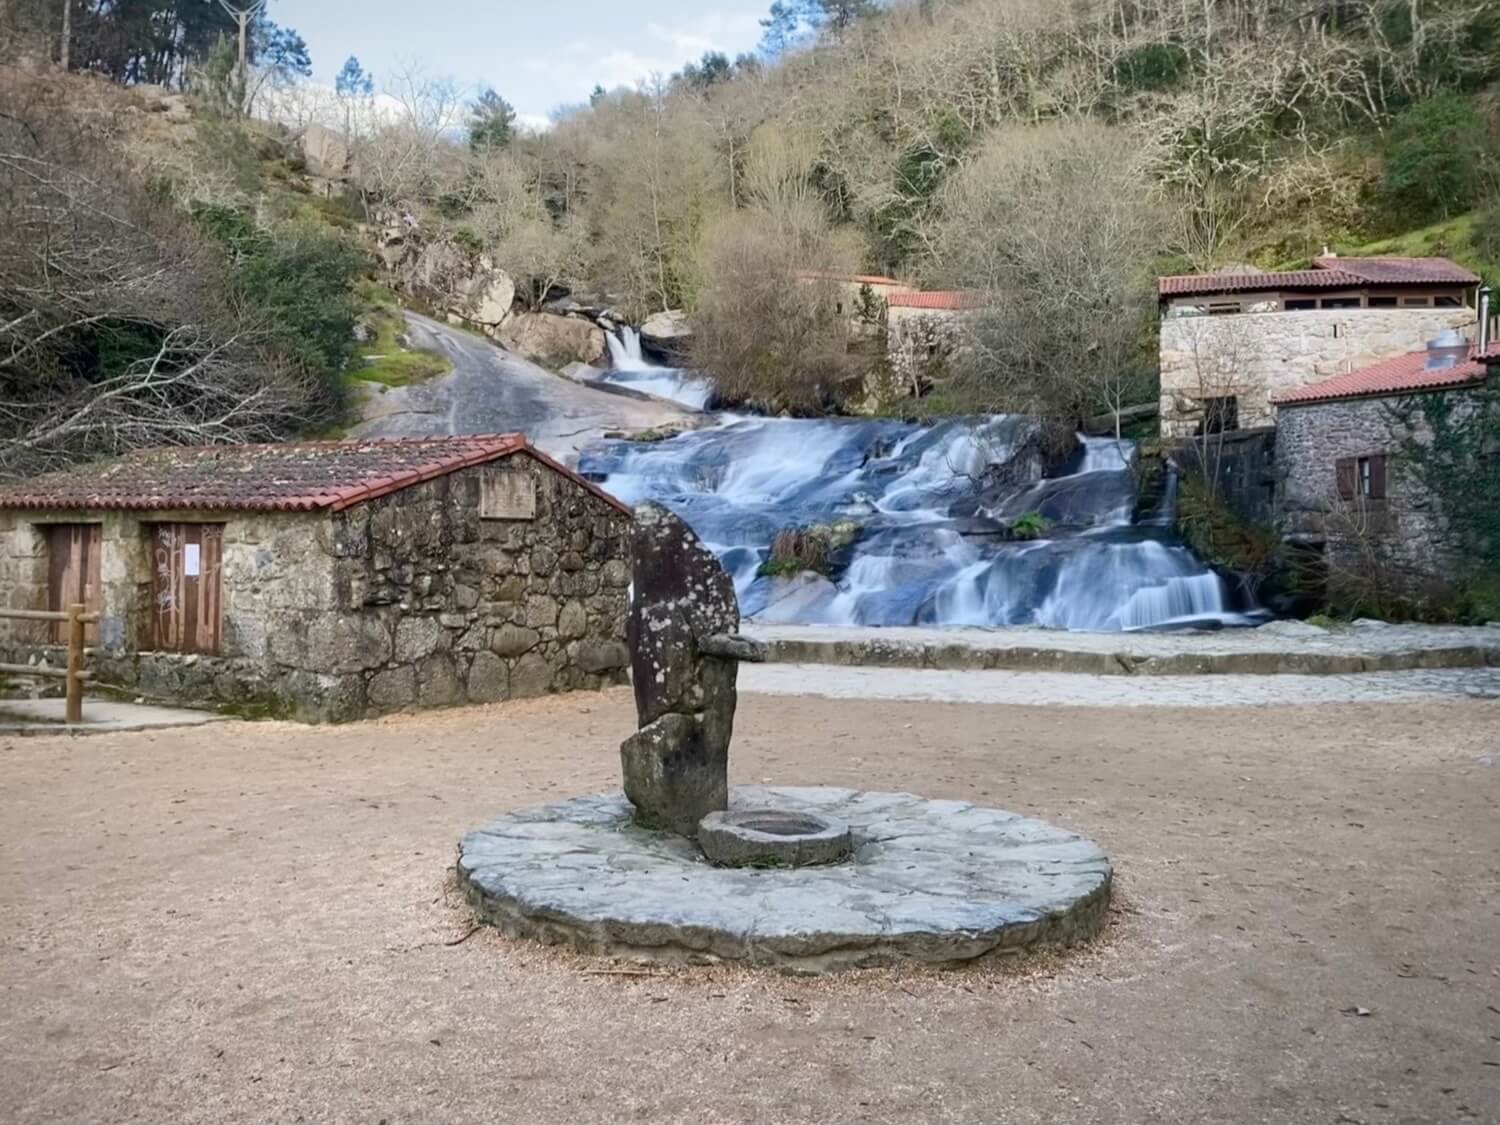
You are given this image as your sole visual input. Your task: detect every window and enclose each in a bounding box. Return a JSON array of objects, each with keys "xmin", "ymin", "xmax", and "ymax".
[
  {"xmin": 1284, "ymin": 299, "xmax": 1317, "ymax": 311},
  {"xmin": 1435, "ymin": 295, "xmax": 1462, "ymax": 308},
  {"xmin": 151, "ymin": 523, "xmax": 224, "ymax": 654},
  {"xmin": 1367, "ymin": 296, "xmax": 1398, "ymax": 308},
  {"xmin": 1201, "ymin": 395, "xmax": 1238, "ymax": 435},
  {"xmin": 1401, "ymin": 296, "xmax": 1432, "ymax": 308},
  {"xmin": 1206, "ymin": 301, "xmax": 1241, "ymax": 316},
  {"xmin": 1319, "ymin": 297, "xmax": 1361, "ymax": 309},
  {"xmin": 1335, "ymin": 454, "xmax": 1388, "ymax": 501},
  {"xmin": 44, "ymin": 524, "xmax": 101, "ymax": 644}
]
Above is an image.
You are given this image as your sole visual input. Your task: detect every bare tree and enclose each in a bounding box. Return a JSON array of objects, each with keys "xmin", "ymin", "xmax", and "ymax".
[
  {"xmin": 57, "ymin": 0, "xmax": 69, "ymax": 70},
  {"xmin": 1164, "ymin": 310, "xmax": 1258, "ymax": 496},
  {"xmin": 0, "ymin": 84, "xmax": 317, "ymax": 478},
  {"xmin": 933, "ymin": 120, "xmax": 1166, "ymax": 436}
]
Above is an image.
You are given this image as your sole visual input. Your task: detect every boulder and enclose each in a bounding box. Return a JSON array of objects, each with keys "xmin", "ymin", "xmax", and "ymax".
[
  {"xmin": 640, "ymin": 309, "xmax": 693, "ymax": 349},
  {"xmin": 754, "ymin": 572, "xmax": 838, "ymax": 624},
  {"xmin": 500, "ymin": 312, "xmax": 607, "ymax": 366},
  {"xmin": 620, "ymin": 504, "xmax": 764, "ymax": 835},
  {"xmin": 462, "ymin": 269, "xmax": 516, "ymax": 328},
  {"xmin": 299, "ymin": 123, "xmax": 350, "ymax": 179}
]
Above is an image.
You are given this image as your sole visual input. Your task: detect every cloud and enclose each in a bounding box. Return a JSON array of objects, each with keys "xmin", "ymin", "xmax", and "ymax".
[{"xmin": 519, "ymin": 9, "xmax": 764, "ymax": 107}]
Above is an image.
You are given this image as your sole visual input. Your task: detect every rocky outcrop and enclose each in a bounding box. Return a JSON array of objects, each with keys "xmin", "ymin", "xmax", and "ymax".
[
  {"xmin": 501, "ymin": 312, "xmax": 607, "ymax": 366},
  {"xmin": 298, "ymin": 123, "xmax": 351, "ymax": 180},
  {"xmin": 640, "ymin": 309, "xmax": 693, "ymax": 356},
  {"xmin": 620, "ymin": 503, "xmax": 764, "ymax": 835},
  {"xmin": 460, "ymin": 267, "xmax": 516, "ymax": 330}
]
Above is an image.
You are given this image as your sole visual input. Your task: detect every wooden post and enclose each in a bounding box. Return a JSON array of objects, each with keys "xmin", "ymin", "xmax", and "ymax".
[{"xmin": 65, "ymin": 601, "xmax": 84, "ymax": 725}]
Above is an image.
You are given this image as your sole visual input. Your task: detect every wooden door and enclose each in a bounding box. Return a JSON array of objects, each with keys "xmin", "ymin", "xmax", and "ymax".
[
  {"xmin": 152, "ymin": 523, "xmax": 224, "ymax": 654},
  {"xmin": 46, "ymin": 524, "xmax": 101, "ymax": 645}
]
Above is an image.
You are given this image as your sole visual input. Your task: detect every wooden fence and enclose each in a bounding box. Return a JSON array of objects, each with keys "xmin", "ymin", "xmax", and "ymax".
[{"xmin": 0, "ymin": 603, "xmax": 97, "ymax": 723}]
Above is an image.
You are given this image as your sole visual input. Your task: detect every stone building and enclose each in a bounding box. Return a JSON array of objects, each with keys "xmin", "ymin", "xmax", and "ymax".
[
  {"xmin": 882, "ymin": 290, "xmax": 991, "ymax": 397},
  {"xmin": 0, "ymin": 435, "xmax": 633, "ymax": 721},
  {"xmin": 792, "ymin": 270, "xmax": 914, "ymax": 325},
  {"xmin": 1274, "ymin": 336, "xmax": 1496, "ymax": 603},
  {"xmin": 1158, "ymin": 256, "xmax": 1478, "ymax": 438}
]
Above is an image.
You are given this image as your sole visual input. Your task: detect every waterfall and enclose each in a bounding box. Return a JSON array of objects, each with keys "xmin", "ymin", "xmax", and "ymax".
[
  {"xmin": 580, "ymin": 417, "xmax": 1264, "ymax": 633},
  {"xmin": 605, "ymin": 326, "xmax": 652, "ymax": 371},
  {"xmin": 600, "ymin": 327, "xmax": 713, "ymax": 410}
]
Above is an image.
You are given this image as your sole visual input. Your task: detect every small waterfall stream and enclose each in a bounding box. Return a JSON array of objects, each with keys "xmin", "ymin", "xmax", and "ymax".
[
  {"xmin": 582, "ymin": 330, "xmax": 1261, "ymax": 632},
  {"xmin": 601, "ymin": 327, "xmax": 714, "ymax": 410}
]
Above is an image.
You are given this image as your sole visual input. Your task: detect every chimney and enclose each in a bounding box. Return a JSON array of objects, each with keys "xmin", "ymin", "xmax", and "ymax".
[
  {"xmin": 1479, "ymin": 286, "xmax": 1492, "ymax": 353},
  {"xmin": 1424, "ymin": 327, "xmax": 1471, "ymax": 372}
]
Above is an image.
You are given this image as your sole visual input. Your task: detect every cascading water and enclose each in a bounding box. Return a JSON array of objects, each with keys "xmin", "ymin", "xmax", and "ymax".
[
  {"xmin": 601, "ymin": 327, "xmax": 714, "ymax": 410},
  {"xmin": 581, "ymin": 412, "xmax": 1266, "ymax": 632}
]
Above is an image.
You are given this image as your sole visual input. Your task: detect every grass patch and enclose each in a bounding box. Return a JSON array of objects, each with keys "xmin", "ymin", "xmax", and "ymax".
[
  {"xmin": 757, "ymin": 558, "xmax": 812, "ymax": 579},
  {"xmin": 1347, "ymin": 211, "xmax": 1499, "ymax": 282},
  {"xmin": 345, "ymin": 302, "xmax": 450, "ymax": 389},
  {"xmin": 1009, "ymin": 511, "xmax": 1051, "ymax": 541}
]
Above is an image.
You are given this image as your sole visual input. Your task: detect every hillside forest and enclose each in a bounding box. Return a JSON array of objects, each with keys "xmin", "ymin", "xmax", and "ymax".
[{"xmin": 2, "ymin": 0, "xmax": 1500, "ymax": 476}]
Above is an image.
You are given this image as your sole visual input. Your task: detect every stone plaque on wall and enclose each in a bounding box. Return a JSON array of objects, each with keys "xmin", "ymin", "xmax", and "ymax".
[{"xmin": 481, "ymin": 470, "xmax": 537, "ymax": 520}]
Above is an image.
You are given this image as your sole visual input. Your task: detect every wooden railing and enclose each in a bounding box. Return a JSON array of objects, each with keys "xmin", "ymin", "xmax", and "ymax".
[{"xmin": 0, "ymin": 604, "xmax": 97, "ymax": 724}]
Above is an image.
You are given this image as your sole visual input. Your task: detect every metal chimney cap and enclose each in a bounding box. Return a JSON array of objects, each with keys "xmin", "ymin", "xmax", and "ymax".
[{"xmin": 1424, "ymin": 327, "xmax": 1471, "ymax": 370}]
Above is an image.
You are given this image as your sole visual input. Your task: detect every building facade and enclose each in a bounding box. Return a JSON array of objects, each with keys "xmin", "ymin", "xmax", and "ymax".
[
  {"xmin": 1274, "ymin": 342, "xmax": 1495, "ymax": 607},
  {"xmin": 881, "ymin": 291, "xmax": 991, "ymax": 401},
  {"xmin": 0, "ymin": 436, "xmax": 633, "ymax": 722},
  {"xmin": 1158, "ymin": 256, "xmax": 1478, "ymax": 438}
]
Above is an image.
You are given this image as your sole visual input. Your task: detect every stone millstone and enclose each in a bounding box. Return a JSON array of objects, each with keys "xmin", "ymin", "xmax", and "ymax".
[
  {"xmin": 620, "ymin": 503, "xmax": 742, "ymax": 835},
  {"xmin": 698, "ymin": 808, "xmax": 852, "ymax": 868},
  {"xmin": 458, "ymin": 786, "xmax": 1113, "ymax": 974}
]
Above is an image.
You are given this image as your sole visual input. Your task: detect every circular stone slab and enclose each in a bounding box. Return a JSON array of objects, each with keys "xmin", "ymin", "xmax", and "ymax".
[
  {"xmin": 698, "ymin": 808, "xmax": 853, "ymax": 868},
  {"xmin": 458, "ymin": 786, "xmax": 1112, "ymax": 973}
]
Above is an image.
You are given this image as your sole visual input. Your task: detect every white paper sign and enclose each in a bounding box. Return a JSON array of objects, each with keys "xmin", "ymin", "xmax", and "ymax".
[{"xmin": 183, "ymin": 543, "xmax": 201, "ymax": 577}]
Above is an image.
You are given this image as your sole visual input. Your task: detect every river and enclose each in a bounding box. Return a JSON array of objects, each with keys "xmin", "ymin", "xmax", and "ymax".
[{"xmin": 580, "ymin": 330, "xmax": 1261, "ymax": 632}]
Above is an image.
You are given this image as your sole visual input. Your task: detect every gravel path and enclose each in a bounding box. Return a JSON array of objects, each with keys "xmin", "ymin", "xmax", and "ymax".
[
  {"xmin": 3, "ymin": 689, "xmax": 1498, "ymax": 1124},
  {"xmin": 351, "ymin": 313, "xmax": 689, "ymax": 463},
  {"xmin": 742, "ymin": 663, "xmax": 1500, "ymax": 706}
]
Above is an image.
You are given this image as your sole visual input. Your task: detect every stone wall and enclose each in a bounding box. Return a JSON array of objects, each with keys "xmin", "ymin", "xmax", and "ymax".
[
  {"xmin": 1276, "ymin": 391, "xmax": 1477, "ymax": 600},
  {"xmin": 884, "ymin": 307, "xmax": 975, "ymax": 396},
  {"xmin": 1159, "ymin": 308, "xmax": 1474, "ymax": 437},
  {"xmin": 1171, "ymin": 427, "xmax": 1278, "ymax": 526},
  {"xmin": 0, "ymin": 455, "xmax": 631, "ymax": 721}
]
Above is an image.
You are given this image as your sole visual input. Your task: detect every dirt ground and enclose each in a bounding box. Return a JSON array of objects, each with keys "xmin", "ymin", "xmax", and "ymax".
[{"xmin": 2, "ymin": 687, "xmax": 1498, "ymax": 1124}]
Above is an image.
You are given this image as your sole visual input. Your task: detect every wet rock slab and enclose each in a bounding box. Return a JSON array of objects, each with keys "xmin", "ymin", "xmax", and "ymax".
[{"xmin": 457, "ymin": 786, "xmax": 1112, "ymax": 973}]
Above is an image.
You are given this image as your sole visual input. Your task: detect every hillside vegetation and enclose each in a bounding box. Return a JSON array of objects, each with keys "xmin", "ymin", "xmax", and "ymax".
[
  {"xmin": 353, "ymin": 0, "xmax": 1500, "ymax": 415},
  {"xmin": 3, "ymin": 0, "xmax": 1500, "ymax": 470}
]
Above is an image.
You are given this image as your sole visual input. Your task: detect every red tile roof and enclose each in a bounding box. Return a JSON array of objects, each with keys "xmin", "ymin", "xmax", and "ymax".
[
  {"xmin": 886, "ymin": 290, "xmax": 992, "ymax": 310},
  {"xmin": 1159, "ymin": 270, "xmax": 1359, "ymax": 297},
  {"xmin": 1273, "ymin": 348, "xmax": 1487, "ymax": 406},
  {"xmin": 1313, "ymin": 256, "xmax": 1479, "ymax": 285},
  {"xmin": 0, "ymin": 435, "xmax": 633, "ymax": 516},
  {"xmin": 1158, "ymin": 255, "xmax": 1478, "ymax": 298},
  {"xmin": 793, "ymin": 270, "xmax": 906, "ymax": 287}
]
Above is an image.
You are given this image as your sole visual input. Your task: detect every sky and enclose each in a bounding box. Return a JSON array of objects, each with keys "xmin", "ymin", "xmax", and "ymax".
[{"xmin": 272, "ymin": 1, "xmax": 768, "ymax": 128}]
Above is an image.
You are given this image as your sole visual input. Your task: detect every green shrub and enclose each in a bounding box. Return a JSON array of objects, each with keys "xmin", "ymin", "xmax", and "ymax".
[
  {"xmin": 1113, "ymin": 43, "xmax": 1190, "ymax": 91},
  {"xmin": 190, "ymin": 203, "xmax": 368, "ymax": 413},
  {"xmin": 1009, "ymin": 512, "xmax": 1051, "ymax": 541},
  {"xmin": 1382, "ymin": 95, "xmax": 1489, "ymax": 223}
]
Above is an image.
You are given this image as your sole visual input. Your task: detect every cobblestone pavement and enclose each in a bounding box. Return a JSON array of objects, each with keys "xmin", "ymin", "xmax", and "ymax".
[{"xmin": 741, "ymin": 662, "xmax": 1500, "ymax": 706}]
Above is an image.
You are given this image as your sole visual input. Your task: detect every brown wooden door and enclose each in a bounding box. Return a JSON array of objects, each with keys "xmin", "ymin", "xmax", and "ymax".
[
  {"xmin": 46, "ymin": 524, "xmax": 101, "ymax": 645},
  {"xmin": 152, "ymin": 523, "xmax": 224, "ymax": 654}
]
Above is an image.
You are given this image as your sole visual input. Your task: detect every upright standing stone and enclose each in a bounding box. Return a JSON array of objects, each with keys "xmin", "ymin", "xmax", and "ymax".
[{"xmin": 621, "ymin": 503, "xmax": 762, "ymax": 835}]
